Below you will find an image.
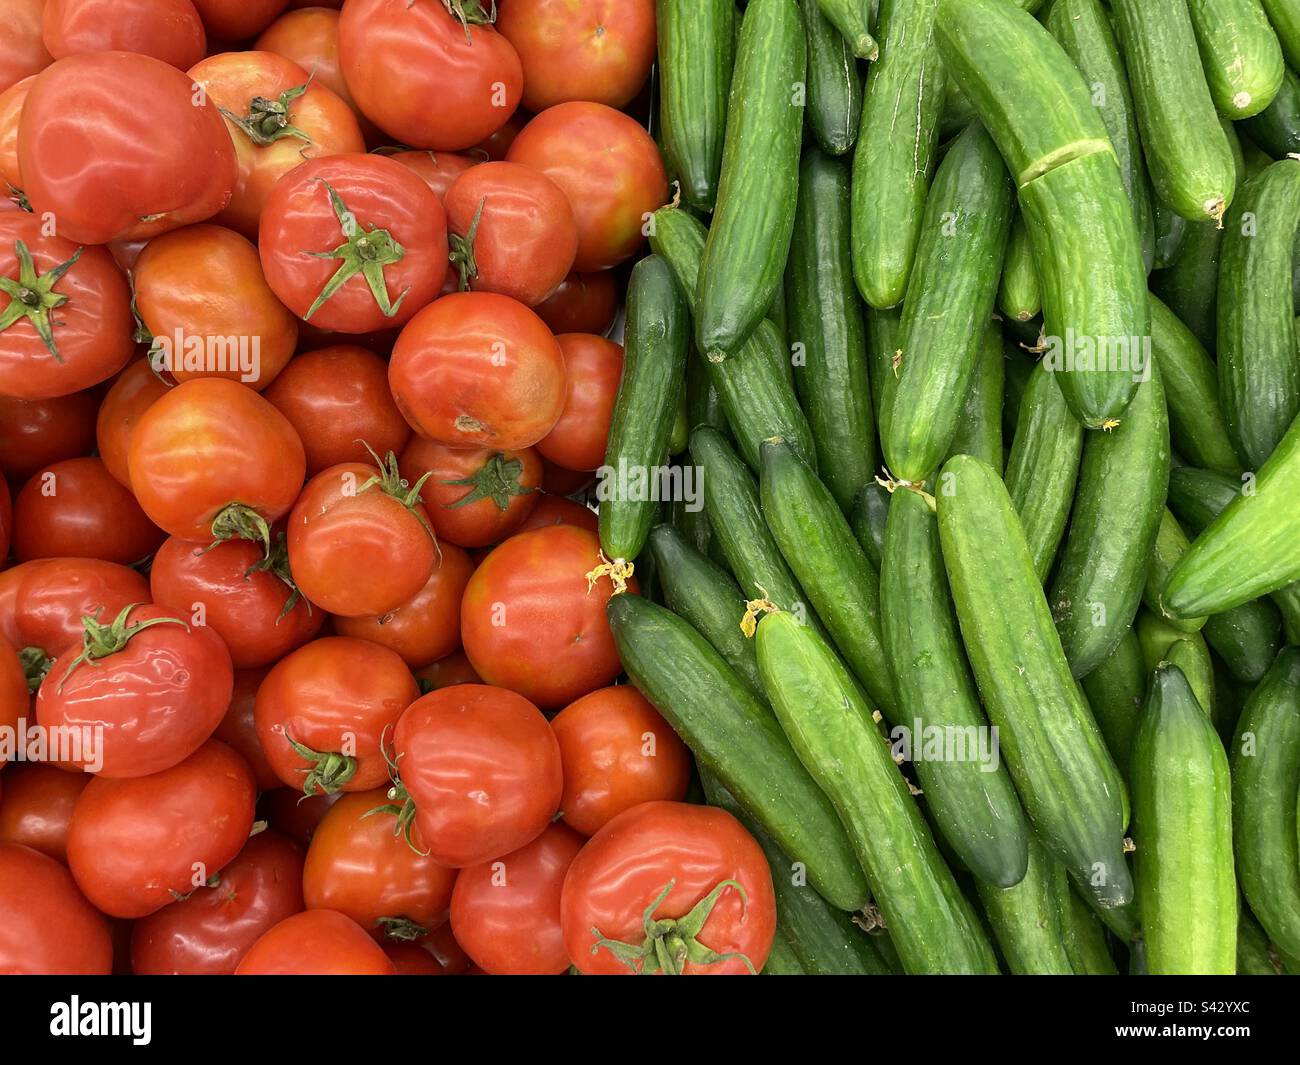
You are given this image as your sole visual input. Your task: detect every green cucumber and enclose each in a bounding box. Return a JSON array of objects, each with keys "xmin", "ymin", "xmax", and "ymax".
[
  {"xmin": 997, "ymin": 210, "xmax": 1040, "ymax": 323},
  {"xmin": 1261, "ymin": 0, "xmax": 1300, "ymax": 77},
  {"xmin": 1238, "ymin": 908, "xmax": 1286, "ymax": 974},
  {"xmin": 1164, "ymin": 633, "xmax": 1217, "ymax": 721},
  {"xmin": 685, "ymin": 348, "xmax": 728, "ymax": 437},
  {"xmin": 1153, "ymin": 201, "xmax": 1188, "ymax": 271},
  {"xmin": 802, "ymin": 0, "xmax": 863, "ymax": 156},
  {"xmin": 946, "ymin": 321, "xmax": 1005, "ymax": 472},
  {"xmin": 1151, "ymin": 223, "xmax": 1227, "ymax": 355},
  {"xmin": 767, "ymin": 283, "xmax": 790, "ymax": 358},
  {"xmin": 1080, "ymin": 626, "xmax": 1146, "ymax": 778},
  {"xmin": 1136, "ymin": 609, "xmax": 1193, "ymax": 671},
  {"xmin": 597, "ymin": 255, "xmax": 688, "ymax": 564},
  {"xmin": 761, "ymin": 929, "xmax": 808, "ymax": 974},
  {"xmin": 1063, "ymin": 889, "xmax": 1119, "ymax": 974},
  {"xmin": 1143, "ymin": 509, "xmax": 1208, "ymax": 633},
  {"xmin": 1243, "ymin": 66, "xmax": 1300, "ymax": 158},
  {"xmin": 816, "ymin": 0, "xmax": 879, "ymax": 60},
  {"xmin": 976, "ymin": 836, "xmax": 1075, "ymax": 975},
  {"xmin": 1001, "ymin": 339, "xmax": 1035, "ymax": 439},
  {"xmin": 1203, "ymin": 598, "xmax": 1283, "ymax": 685},
  {"xmin": 1186, "ymin": 0, "xmax": 1285, "ymax": 118},
  {"xmin": 849, "ymin": 481, "xmax": 890, "ymax": 571},
  {"xmin": 865, "ymin": 304, "xmax": 902, "ymax": 426}
]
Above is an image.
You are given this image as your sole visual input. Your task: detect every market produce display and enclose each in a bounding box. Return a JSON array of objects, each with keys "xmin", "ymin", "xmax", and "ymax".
[{"xmin": 5, "ymin": 0, "xmax": 1300, "ymax": 980}]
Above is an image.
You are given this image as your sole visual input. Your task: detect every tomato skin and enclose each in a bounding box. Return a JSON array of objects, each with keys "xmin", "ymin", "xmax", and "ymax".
[
  {"xmin": 536, "ymin": 333, "xmax": 622, "ymax": 472},
  {"xmin": 42, "ymin": 0, "xmax": 208, "ymax": 70},
  {"xmin": 384, "ymin": 934, "xmax": 468, "ymax": 975},
  {"xmin": 0, "ymin": 479, "xmax": 11, "ymax": 561},
  {"xmin": 0, "ymin": 843, "xmax": 112, "ymax": 974},
  {"xmin": 450, "ymin": 822, "xmax": 582, "ymax": 974},
  {"xmin": 412, "ymin": 649, "xmax": 481, "ymax": 692},
  {"xmin": 533, "ymin": 270, "xmax": 619, "ymax": 336},
  {"xmin": 191, "ymin": 0, "xmax": 291, "ymax": 40},
  {"xmin": 0, "ymin": 391, "xmax": 100, "ymax": 481},
  {"xmin": 394, "ymin": 684, "xmax": 562, "ymax": 867},
  {"xmin": 561, "ymin": 801, "xmax": 777, "ymax": 976},
  {"xmin": 254, "ymin": 7, "xmax": 373, "ymax": 135},
  {"xmin": 0, "ymin": 634, "xmax": 26, "ymax": 765},
  {"xmin": 95, "ymin": 360, "xmax": 171, "ymax": 489},
  {"xmin": 3, "ymin": 557, "xmax": 150, "ymax": 654},
  {"xmin": 0, "ymin": 762, "xmax": 89, "ymax": 861},
  {"xmin": 261, "ymin": 785, "xmax": 339, "ymax": 846},
  {"xmin": 461, "ymin": 525, "xmax": 629, "ymax": 709},
  {"xmin": 0, "ymin": 0, "xmax": 51, "ymax": 94},
  {"xmin": 388, "ymin": 150, "xmax": 475, "ymax": 204},
  {"xmin": 235, "ymin": 908, "xmax": 396, "ymax": 974},
  {"xmin": 507, "ymin": 102, "xmax": 667, "ymax": 271},
  {"xmin": 0, "ymin": 75, "xmax": 33, "ymax": 193},
  {"xmin": 214, "ymin": 667, "xmax": 280, "ymax": 791}
]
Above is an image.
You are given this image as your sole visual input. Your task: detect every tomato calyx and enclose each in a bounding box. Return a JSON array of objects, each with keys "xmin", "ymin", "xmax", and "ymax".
[
  {"xmin": 244, "ymin": 531, "xmax": 311, "ymax": 621},
  {"xmin": 208, "ymin": 503, "xmax": 274, "ymax": 556},
  {"xmin": 376, "ymin": 916, "xmax": 429, "ymax": 942},
  {"xmin": 443, "ymin": 451, "xmax": 534, "ymax": 512},
  {"xmin": 302, "ymin": 180, "xmax": 410, "ymax": 322},
  {"xmin": 19, "ymin": 646, "xmax": 51, "ymax": 693},
  {"xmin": 590, "ymin": 878, "xmax": 757, "ymax": 975},
  {"xmin": 168, "ymin": 872, "xmax": 221, "ymax": 902},
  {"xmin": 56, "ymin": 603, "xmax": 190, "ymax": 692},
  {"xmin": 0, "ymin": 239, "xmax": 83, "ymax": 362},
  {"xmin": 220, "ymin": 79, "xmax": 315, "ymax": 147},
  {"xmin": 281, "ymin": 732, "xmax": 359, "ymax": 797},
  {"xmin": 356, "ymin": 443, "xmax": 440, "ymax": 546},
  {"xmin": 367, "ymin": 744, "xmax": 430, "ymax": 856},
  {"xmin": 447, "ymin": 197, "xmax": 485, "ymax": 292},
  {"xmin": 5, "ymin": 181, "xmax": 30, "ymax": 213},
  {"xmin": 442, "ymin": 0, "xmax": 497, "ymax": 40}
]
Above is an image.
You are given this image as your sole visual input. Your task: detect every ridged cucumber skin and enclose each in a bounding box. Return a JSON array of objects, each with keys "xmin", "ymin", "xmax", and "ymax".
[
  {"xmin": 850, "ymin": 0, "xmax": 945, "ymax": 309},
  {"xmin": 1143, "ymin": 509, "xmax": 1208, "ymax": 633},
  {"xmin": 1244, "ymin": 66, "xmax": 1300, "ymax": 158},
  {"xmin": 786, "ymin": 149, "xmax": 877, "ymax": 512},
  {"xmin": 849, "ymin": 480, "xmax": 890, "ymax": 571},
  {"xmin": 606, "ymin": 593, "xmax": 869, "ymax": 911},
  {"xmin": 1063, "ymin": 889, "xmax": 1120, "ymax": 974},
  {"xmin": 696, "ymin": 0, "xmax": 806, "ymax": 360},
  {"xmin": 879, "ymin": 122, "xmax": 1012, "ymax": 482},
  {"xmin": 803, "ymin": 0, "xmax": 863, "ymax": 156},
  {"xmin": 753, "ymin": 609, "xmax": 1000, "ymax": 974},
  {"xmin": 1204, "ymin": 598, "xmax": 1282, "ymax": 685},
  {"xmin": 881, "ymin": 487, "xmax": 1031, "ymax": 888},
  {"xmin": 1164, "ymin": 633, "xmax": 1217, "ymax": 722},
  {"xmin": 997, "ymin": 211, "xmax": 1041, "ymax": 323},
  {"xmin": 976, "ymin": 836, "xmax": 1076, "ymax": 975},
  {"xmin": 1187, "ymin": 0, "xmax": 1285, "ymax": 118},
  {"xmin": 817, "ymin": 0, "xmax": 879, "ymax": 59},
  {"xmin": 937, "ymin": 454, "xmax": 1133, "ymax": 911},
  {"xmin": 1080, "ymin": 626, "xmax": 1146, "ymax": 779},
  {"xmin": 685, "ymin": 348, "xmax": 728, "ymax": 437},
  {"xmin": 1261, "ymin": 0, "xmax": 1300, "ymax": 78},
  {"xmin": 1230, "ymin": 647, "xmax": 1300, "ymax": 958},
  {"xmin": 865, "ymin": 304, "xmax": 902, "ymax": 426},
  {"xmin": 946, "ymin": 321, "xmax": 1005, "ymax": 472},
  {"xmin": 1238, "ymin": 908, "xmax": 1286, "ymax": 974}
]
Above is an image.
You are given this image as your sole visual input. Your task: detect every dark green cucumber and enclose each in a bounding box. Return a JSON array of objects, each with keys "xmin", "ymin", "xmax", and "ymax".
[
  {"xmin": 1164, "ymin": 632, "xmax": 1216, "ymax": 721},
  {"xmin": 865, "ymin": 304, "xmax": 902, "ymax": 426},
  {"xmin": 1063, "ymin": 888, "xmax": 1120, "ymax": 974},
  {"xmin": 1153, "ymin": 201, "xmax": 1187, "ymax": 271},
  {"xmin": 1080, "ymin": 626, "xmax": 1146, "ymax": 778},
  {"xmin": 607, "ymin": 592, "xmax": 868, "ymax": 911},
  {"xmin": 1244, "ymin": 65, "xmax": 1300, "ymax": 158},
  {"xmin": 1136, "ymin": 609, "xmax": 1195, "ymax": 671},
  {"xmin": 1261, "ymin": 0, "xmax": 1300, "ymax": 85},
  {"xmin": 802, "ymin": 0, "xmax": 863, "ymax": 156},
  {"xmin": 1001, "ymin": 339, "xmax": 1036, "ymax": 440},
  {"xmin": 1238, "ymin": 908, "xmax": 1286, "ymax": 975},
  {"xmin": 880, "ymin": 486, "xmax": 1030, "ymax": 887},
  {"xmin": 760, "ymin": 929, "xmax": 807, "ymax": 974},
  {"xmin": 753, "ymin": 607, "xmax": 999, "ymax": 973},
  {"xmin": 1230, "ymin": 647, "xmax": 1300, "ymax": 958},
  {"xmin": 997, "ymin": 210, "xmax": 1040, "ymax": 323},
  {"xmin": 1151, "ymin": 223, "xmax": 1226, "ymax": 354},
  {"xmin": 946, "ymin": 321, "xmax": 1005, "ymax": 472},
  {"xmin": 696, "ymin": 0, "xmax": 806, "ymax": 360},
  {"xmin": 1203, "ymin": 599, "xmax": 1282, "ymax": 685},
  {"xmin": 976, "ymin": 836, "xmax": 1075, "ymax": 975},
  {"xmin": 849, "ymin": 480, "xmax": 890, "ymax": 571},
  {"xmin": 816, "ymin": 0, "xmax": 879, "ymax": 59},
  {"xmin": 597, "ymin": 255, "xmax": 688, "ymax": 564},
  {"xmin": 850, "ymin": 0, "xmax": 945, "ymax": 309},
  {"xmin": 937, "ymin": 454, "xmax": 1132, "ymax": 910},
  {"xmin": 1186, "ymin": 0, "xmax": 1285, "ymax": 118},
  {"xmin": 786, "ymin": 148, "xmax": 876, "ymax": 511},
  {"xmin": 685, "ymin": 347, "xmax": 728, "ymax": 436},
  {"xmin": 1143, "ymin": 509, "xmax": 1207, "ymax": 632}
]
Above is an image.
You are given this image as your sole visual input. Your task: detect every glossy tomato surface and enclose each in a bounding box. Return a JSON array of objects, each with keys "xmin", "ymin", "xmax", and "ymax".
[
  {"xmin": 0, "ymin": 0, "xmax": 51, "ymax": 94},
  {"xmin": 0, "ymin": 75, "xmax": 32, "ymax": 194},
  {"xmin": 0, "ymin": 391, "xmax": 99, "ymax": 481},
  {"xmin": 191, "ymin": 0, "xmax": 291, "ymax": 40},
  {"xmin": 1, "ymin": 557, "xmax": 149, "ymax": 654},
  {"xmin": 94, "ymin": 360, "xmax": 171, "ymax": 488},
  {"xmin": 214, "ymin": 667, "xmax": 280, "ymax": 791},
  {"xmin": 0, "ymin": 634, "xmax": 26, "ymax": 765},
  {"xmin": 0, "ymin": 842, "xmax": 112, "ymax": 975},
  {"xmin": 0, "ymin": 762, "xmax": 89, "ymax": 862},
  {"xmin": 388, "ymin": 150, "xmax": 475, "ymax": 204},
  {"xmin": 42, "ymin": 0, "xmax": 207, "ymax": 69},
  {"xmin": 536, "ymin": 333, "xmax": 622, "ymax": 471},
  {"xmin": 254, "ymin": 6, "xmax": 371, "ymax": 134},
  {"xmin": 235, "ymin": 908, "xmax": 395, "ymax": 974},
  {"xmin": 533, "ymin": 270, "xmax": 619, "ymax": 337}
]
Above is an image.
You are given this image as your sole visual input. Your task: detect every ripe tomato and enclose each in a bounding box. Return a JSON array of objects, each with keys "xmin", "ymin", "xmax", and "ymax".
[
  {"xmin": 496, "ymin": 0, "xmax": 655, "ymax": 111},
  {"xmin": 19, "ymin": 52, "xmax": 236, "ymax": 245},
  {"xmin": 0, "ymin": 843, "xmax": 112, "ymax": 975},
  {"xmin": 534, "ymin": 270, "xmax": 619, "ymax": 336},
  {"xmin": 540, "ymin": 455, "xmax": 595, "ymax": 496},
  {"xmin": 0, "ymin": 634, "xmax": 25, "ymax": 764},
  {"xmin": 561, "ymin": 801, "xmax": 777, "ymax": 976},
  {"xmin": 262, "ymin": 345, "xmax": 410, "ymax": 476},
  {"xmin": 388, "ymin": 150, "xmax": 475, "ymax": 204},
  {"xmin": 0, "ymin": 762, "xmax": 89, "ymax": 861},
  {"xmin": 393, "ymin": 683, "xmax": 562, "ymax": 867},
  {"xmin": 412, "ymin": 649, "xmax": 481, "ymax": 692},
  {"xmin": 191, "ymin": 0, "xmax": 291, "ymax": 40},
  {"xmin": 397, "ymin": 437, "xmax": 542, "ymax": 549},
  {"xmin": 536, "ymin": 333, "xmax": 622, "ymax": 471},
  {"xmin": 0, "ymin": 478, "xmax": 11, "ymax": 561},
  {"xmin": 67, "ymin": 740, "xmax": 257, "ymax": 919},
  {"xmin": 214, "ymin": 667, "xmax": 280, "ymax": 791},
  {"xmin": 0, "ymin": 75, "xmax": 32, "ymax": 197},
  {"xmin": 42, "ymin": 0, "xmax": 207, "ymax": 70},
  {"xmin": 461, "ymin": 525, "xmax": 629, "ymax": 708},
  {"xmin": 0, "ymin": 0, "xmax": 51, "ymax": 94},
  {"xmin": 259, "ymin": 153, "xmax": 447, "ymax": 333},
  {"xmin": 389, "ymin": 292, "xmax": 566, "ymax": 451},
  {"xmin": 0, "ymin": 214, "xmax": 134, "ymax": 400},
  {"xmin": 1, "ymin": 557, "xmax": 149, "ymax": 654},
  {"xmin": 254, "ymin": 636, "xmax": 418, "ymax": 795},
  {"xmin": 235, "ymin": 908, "xmax": 395, "ymax": 974},
  {"xmin": 95, "ymin": 360, "xmax": 171, "ymax": 488},
  {"xmin": 130, "ymin": 829, "xmax": 304, "ymax": 975},
  {"xmin": 507, "ymin": 102, "xmax": 667, "ymax": 271},
  {"xmin": 450, "ymin": 822, "xmax": 583, "ymax": 974},
  {"xmin": 384, "ymin": 930, "xmax": 468, "ymax": 975},
  {"xmin": 128, "ymin": 377, "xmax": 306, "ymax": 544},
  {"xmin": 133, "ymin": 224, "xmax": 298, "ymax": 390},
  {"xmin": 0, "ymin": 390, "xmax": 99, "ymax": 480},
  {"xmin": 261, "ymin": 785, "xmax": 339, "ymax": 846},
  {"xmin": 338, "ymin": 0, "xmax": 522, "ymax": 152}
]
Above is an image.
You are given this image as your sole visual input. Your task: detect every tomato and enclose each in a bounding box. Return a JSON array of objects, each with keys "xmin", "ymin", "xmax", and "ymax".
[
  {"xmin": 67, "ymin": 740, "xmax": 257, "ymax": 919},
  {"xmin": 0, "ymin": 762, "xmax": 89, "ymax": 861},
  {"xmin": 0, "ymin": 843, "xmax": 112, "ymax": 974},
  {"xmin": 191, "ymin": 0, "xmax": 291, "ymax": 40},
  {"xmin": 506, "ymin": 102, "xmax": 667, "ymax": 271},
  {"xmin": 95, "ymin": 360, "xmax": 171, "ymax": 489},
  {"xmin": 397, "ymin": 437, "xmax": 542, "ymax": 549},
  {"xmin": 0, "ymin": 391, "xmax": 98, "ymax": 481},
  {"xmin": 259, "ymin": 153, "xmax": 447, "ymax": 333},
  {"xmin": 3, "ymin": 557, "xmax": 150, "ymax": 655},
  {"xmin": 412, "ymin": 650, "xmax": 481, "ymax": 692},
  {"xmin": 213, "ymin": 667, "xmax": 280, "ymax": 791},
  {"xmin": 450, "ymin": 822, "xmax": 582, "ymax": 974},
  {"xmin": 133, "ymin": 224, "xmax": 298, "ymax": 390},
  {"xmin": 393, "ymin": 684, "xmax": 562, "ymax": 867},
  {"xmin": 262, "ymin": 345, "xmax": 410, "ymax": 476},
  {"xmin": 0, "ymin": 475, "xmax": 10, "ymax": 557},
  {"xmin": 0, "ymin": 75, "xmax": 32, "ymax": 197},
  {"xmin": 514, "ymin": 492, "xmax": 599, "ymax": 537},
  {"xmin": 540, "ymin": 456, "xmax": 595, "ymax": 496},
  {"xmin": 18, "ymin": 52, "xmax": 236, "ymax": 245},
  {"xmin": 338, "ymin": 0, "xmax": 522, "ymax": 152},
  {"xmin": 42, "ymin": 0, "xmax": 208, "ymax": 70},
  {"xmin": 389, "ymin": 292, "xmax": 566, "ymax": 451},
  {"xmin": 0, "ymin": 214, "xmax": 134, "ymax": 400},
  {"xmin": 473, "ymin": 107, "xmax": 527, "ymax": 161},
  {"xmin": 533, "ymin": 270, "xmax": 619, "ymax": 336},
  {"xmin": 128, "ymin": 377, "xmax": 306, "ymax": 544},
  {"xmin": 535, "ymin": 333, "xmax": 622, "ymax": 472},
  {"xmin": 130, "ymin": 829, "xmax": 304, "ymax": 975},
  {"xmin": 235, "ymin": 908, "xmax": 395, "ymax": 974},
  {"xmin": 384, "ymin": 934, "xmax": 467, "ymax": 975},
  {"xmin": 0, "ymin": 0, "xmax": 51, "ymax": 94},
  {"xmin": 561, "ymin": 801, "xmax": 777, "ymax": 976},
  {"xmin": 150, "ymin": 535, "xmax": 323, "ymax": 669},
  {"xmin": 388, "ymin": 150, "xmax": 475, "ymax": 204},
  {"xmin": 496, "ymin": 0, "xmax": 655, "ymax": 111},
  {"xmin": 261, "ymin": 785, "xmax": 339, "ymax": 846},
  {"xmin": 461, "ymin": 525, "xmax": 628, "ymax": 708},
  {"xmin": 0, "ymin": 634, "xmax": 26, "ymax": 764},
  {"xmin": 254, "ymin": 635, "xmax": 418, "ymax": 795}
]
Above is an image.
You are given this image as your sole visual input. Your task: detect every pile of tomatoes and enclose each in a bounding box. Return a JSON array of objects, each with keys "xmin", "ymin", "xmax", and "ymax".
[{"xmin": 0, "ymin": 0, "xmax": 776, "ymax": 976}]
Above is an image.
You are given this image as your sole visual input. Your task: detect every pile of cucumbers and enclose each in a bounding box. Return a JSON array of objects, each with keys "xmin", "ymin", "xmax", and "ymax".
[{"xmin": 601, "ymin": 0, "xmax": 1300, "ymax": 975}]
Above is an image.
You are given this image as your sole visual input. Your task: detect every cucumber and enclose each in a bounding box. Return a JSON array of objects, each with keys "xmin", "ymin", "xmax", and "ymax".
[
  {"xmin": 850, "ymin": 0, "xmax": 945, "ymax": 310},
  {"xmin": 865, "ymin": 304, "xmax": 902, "ymax": 426},
  {"xmin": 752, "ymin": 606, "xmax": 1000, "ymax": 973},
  {"xmin": 1063, "ymin": 888, "xmax": 1119, "ymax": 974},
  {"xmin": 879, "ymin": 122, "xmax": 1012, "ymax": 483},
  {"xmin": 849, "ymin": 480, "xmax": 890, "ymax": 571},
  {"xmin": 997, "ymin": 210, "xmax": 1040, "ymax": 323},
  {"xmin": 946, "ymin": 321, "xmax": 1005, "ymax": 472},
  {"xmin": 696, "ymin": 0, "xmax": 806, "ymax": 360},
  {"xmin": 1204, "ymin": 598, "xmax": 1283, "ymax": 685},
  {"xmin": 1238, "ymin": 907, "xmax": 1286, "ymax": 975},
  {"xmin": 1244, "ymin": 66, "xmax": 1300, "ymax": 158},
  {"xmin": 1001, "ymin": 339, "xmax": 1036, "ymax": 439},
  {"xmin": 760, "ymin": 929, "xmax": 807, "ymax": 974},
  {"xmin": 767, "ymin": 283, "xmax": 790, "ymax": 358},
  {"xmin": 1131, "ymin": 663, "xmax": 1237, "ymax": 974},
  {"xmin": 1164, "ymin": 633, "xmax": 1217, "ymax": 721},
  {"xmin": 939, "ymin": 79, "xmax": 979, "ymax": 141},
  {"xmin": 786, "ymin": 148, "xmax": 877, "ymax": 511},
  {"xmin": 1080, "ymin": 626, "xmax": 1146, "ymax": 778},
  {"xmin": 937, "ymin": 454, "xmax": 1132, "ymax": 910},
  {"xmin": 1143, "ymin": 509, "xmax": 1208, "ymax": 633},
  {"xmin": 606, "ymin": 592, "xmax": 869, "ymax": 911},
  {"xmin": 816, "ymin": 0, "xmax": 879, "ymax": 60},
  {"xmin": 1230, "ymin": 646, "xmax": 1300, "ymax": 958},
  {"xmin": 976, "ymin": 836, "xmax": 1075, "ymax": 975},
  {"xmin": 1153, "ymin": 201, "xmax": 1188, "ymax": 271},
  {"xmin": 1136, "ymin": 607, "xmax": 1194, "ymax": 668},
  {"xmin": 685, "ymin": 348, "xmax": 727, "ymax": 437},
  {"xmin": 802, "ymin": 0, "xmax": 863, "ymax": 156},
  {"xmin": 597, "ymin": 255, "xmax": 689, "ymax": 564},
  {"xmin": 1186, "ymin": 0, "xmax": 1285, "ymax": 118},
  {"xmin": 1261, "ymin": 0, "xmax": 1300, "ymax": 78},
  {"xmin": 1151, "ymin": 223, "xmax": 1227, "ymax": 354},
  {"xmin": 880, "ymin": 486, "xmax": 1030, "ymax": 887}
]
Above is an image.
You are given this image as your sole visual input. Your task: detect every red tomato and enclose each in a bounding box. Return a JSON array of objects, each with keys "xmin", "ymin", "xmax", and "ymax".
[
  {"xmin": 262, "ymin": 345, "xmax": 410, "ymax": 476},
  {"xmin": 67, "ymin": 740, "xmax": 257, "ymax": 919},
  {"xmin": 412, "ymin": 650, "xmax": 481, "ymax": 692},
  {"xmin": 254, "ymin": 6, "xmax": 373, "ymax": 136},
  {"xmin": 389, "ymin": 292, "xmax": 566, "ymax": 451},
  {"xmin": 561, "ymin": 801, "xmax": 777, "ymax": 976},
  {"xmin": 384, "ymin": 931, "xmax": 468, "ymax": 975},
  {"xmin": 191, "ymin": 0, "xmax": 291, "ymax": 39},
  {"xmin": 0, "ymin": 0, "xmax": 51, "ymax": 94},
  {"xmin": 338, "ymin": 0, "xmax": 522, "ymax": 152},
  {"xmin": 461, "ymin": 525, "xmax": 628, "ymax": 708},
  {"xmin": 507, "ymin": 102, "xmax": 667, "ymax": 271},
  {"xmin": 496, "ymin": 0, "xmax": 655, "ymax": 111},
  {"xmin": 235, "ymin": 908, "xmax": 395, "ymax": 974},
  {"xmin": 259, "ymin": 153, "xmax": 447, "ymax": 333},
  {"xmin": 393, "ymin": 683, "xmax": 562, "ymax": 867},
  {"xmin": 213, "ymin": 667, "xmax": 280, "ymax": 791},
  {"xmin": 261, "ymin": 785, "xmax": 339, "ymax": 846},
  {"xmin": 540, "ymin": 456, "xmax": 595, "ymax": 496},
  {"xmin": 0, "ymin": 478, "xmax": 11, "ymax": 561},
  {"xmin": 127, "ymin": 377, "xmax": 306, "ymax": 543},
  {"xmin": 473, "ymin": 107, "xmax": 527, "ymax": 161},
  {"xmin": 534, "ymin": 270, "xmax": 619, "ymax": 336},
  {"xmin": 0, "ymin": 633, "xmax": 25, "ymax": 764},
  {"xmin": 1, "ymin": 557, "xmax": 149, "ymax": 654},
  {"xmin": 0, "ymin": 843, "xmax": 112, "ymax": 974},
  {"xmin": 42, "ymin": 0, "xmax": 207, "ymax": 69},
  {"xmin": 254, "ymin": 635, "xmax": 418, "ymax": 795},
  {"xmin": 388, "ymin": 150, "xmax": 475, "ymax": 204},
  {"xmin": 0, "ymin": 391, "xmax": 99, "ymax": 481},
  {"xmin": 18, "ymin": 52, "xmax": 236, "ymax": 245},
  {"xmin": 0, "ymin": 75, "xmax": 32, "ymax": 196},
  {"xmin": 130, "ymin": 829, "xmax": 305, "ymax": 974},
  {"xmin": 450, "ymin": 822, "xmax": 583, "ymax": 974},
  {"xmin": 95, "ymin": 360, "xmax": 171, "ymax": 488},
  {"xmin": 397, "ymin": 437, "xmax": 542, "ymax": 549},
  {"xmin": 536, "ymin": 333, "xmax": 621, "ymax": 471},
  {"xmin": 0, "ymin": 762, "xmax": 89, "ymax": 861}
]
